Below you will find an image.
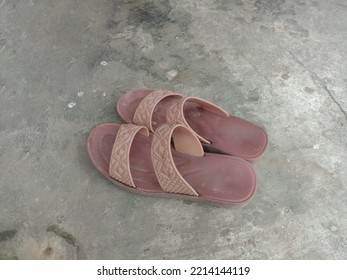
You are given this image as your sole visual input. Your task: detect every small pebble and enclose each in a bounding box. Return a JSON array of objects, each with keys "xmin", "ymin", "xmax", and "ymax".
[
  {"xmin": 67, "ymin": 102, "xmax": 76, "ymax": 108},
  {"xmin": 100, "ymin": 61, "xmax": 108, "ymax": 66},
  {"xmin": 313, "ymin": 144, "xmax": 320, "ymax": 149},
  {"xmin": 77, "ymin": 91, "xmax": 84, "ymax": 97},
  {"xmin": 330, "ymin": 225, "xmax": 337, "ymax": 232},
  {"xmin": 281, "ymin": 73, "xmax": 289, "ymax": 80},
  {"xmin": 166, "ymin": 69, "xmax": 178, "ymax": 81}
]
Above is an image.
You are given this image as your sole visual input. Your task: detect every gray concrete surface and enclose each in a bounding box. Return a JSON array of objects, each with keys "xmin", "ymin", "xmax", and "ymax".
[{"xmin": 0, "ymin": 0, "xmax": 346, "ymax": 259}]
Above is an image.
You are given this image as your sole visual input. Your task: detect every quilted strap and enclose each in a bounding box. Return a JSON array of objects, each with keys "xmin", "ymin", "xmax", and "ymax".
[
  {"xmin": 151, "ymin": 124, "xmax": 204, "ymax": 196},
  {"xmin": 133, "ymin": 89, "xmax": 182, "ymax": 132},
  {"xmin": 166, "ymin": 97, "xmax": 229, "ymax": 144},
  {"xmin": 109, "ymin": 124, "xmax": 149, "ymax": 188}
]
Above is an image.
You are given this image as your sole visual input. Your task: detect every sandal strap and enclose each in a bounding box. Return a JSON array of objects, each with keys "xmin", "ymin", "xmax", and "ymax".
[
  {"xmin": 151, "ymin": 124, "xmax": 203, "ymax": 196},
  {"xmin": 166, "ymin": 96, "xmax": 229, "ymax": 144},
  {"xmin": 109, "ymin": 124, "xmax": 149, "ymax": 188},
  {"xmin": 133, "ymin": 89, "xmax": 182, "ymax": 132}
]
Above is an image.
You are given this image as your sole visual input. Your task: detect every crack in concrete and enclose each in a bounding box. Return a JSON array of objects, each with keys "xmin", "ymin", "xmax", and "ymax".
[
  {"xmin": 241, "ymin": 54, "xmax": 274, "ymax": 95},
  {"xmin": 288, "ymin": 51, "xmax": 347, "ymax": 121},
  {"xmin": 46, "ymin": 225, "xmax": 85, "ymax": 259}
]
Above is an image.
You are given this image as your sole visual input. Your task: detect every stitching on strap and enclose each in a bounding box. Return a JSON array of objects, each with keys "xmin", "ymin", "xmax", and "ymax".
[
  {"xmin": 109, "ymin": 124, "xmax": 149, "ymax": 188},
  {"xmin": 166, "ymin": 97, "xmax": 210, "ymax": 144},
  {"xmin": 133, "ymin": 89, "xmax": 182, "ymax": 132},
  {"xmin": 151, "ymin": 124, "xmax": 199, "ymax": 196}
]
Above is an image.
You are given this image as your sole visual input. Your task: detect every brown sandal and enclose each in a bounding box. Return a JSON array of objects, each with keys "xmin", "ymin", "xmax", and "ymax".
[
  {"xmin": 117, "ymin": 89, "xmax": 268, "ymax": 163},
  {"xmin": 87, "ymin": 123, "xmax": 257, "ymax": 207}
]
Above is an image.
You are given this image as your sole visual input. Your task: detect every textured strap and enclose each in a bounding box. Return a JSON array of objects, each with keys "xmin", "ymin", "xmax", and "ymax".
[
  {"xmin": 151, "ymin": 124, "xmax": 201, "ymax": 196},
  {"xmin": 133, "ymin": 89, "xmax": 182, "ymax": 132},
  {"xmin": 166, "ymin": 97, "xmax": 229, "ymax": 144},
  {"xmin": 109, "ymin": 124, "xmax": 149, "ymax": 188}
]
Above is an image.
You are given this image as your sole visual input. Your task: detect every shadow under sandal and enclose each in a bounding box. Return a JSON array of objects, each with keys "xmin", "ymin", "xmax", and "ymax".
[
  {"xmin": 88, "ymin": 123, "xmax": 257, "ymax": 207},
  {"xmin": 117, "ymin": 89, "xmax": 268, "ymax": 163}
]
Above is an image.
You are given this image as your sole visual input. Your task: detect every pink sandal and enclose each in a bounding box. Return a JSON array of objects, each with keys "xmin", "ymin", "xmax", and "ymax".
[
  {"xmin": 88, "ymin": 123, "xmax": 257, "ymax": 207},
  {"xmin": 117, "ymin": 89, "xmax": 268, "ymax": 163}
]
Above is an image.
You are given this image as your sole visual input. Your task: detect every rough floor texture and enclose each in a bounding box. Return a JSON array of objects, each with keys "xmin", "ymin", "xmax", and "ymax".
[{"xmin": 0, "ymin": 0, "xmax": 346, "ymax": 259}]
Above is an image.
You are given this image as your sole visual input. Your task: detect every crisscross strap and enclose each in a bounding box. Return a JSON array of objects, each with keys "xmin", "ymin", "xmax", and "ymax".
[
  {"xmin": 166, "ymin": 97, "xmax": 229, "ymax": 144},
  {"xmin": 109, "ymin": 124, "xmax": 149, "ymax": 188},
  {"xmin": 151, "ymin": 124, "xmax": 204, "ymax": 196},
  {"xmin": 133, "ymin": 89, "xmax": 182, "ymax": 132}
]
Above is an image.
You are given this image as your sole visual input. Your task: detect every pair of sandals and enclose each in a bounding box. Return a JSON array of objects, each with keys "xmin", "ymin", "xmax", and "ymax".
[{"xmin": 88, "ymin": 89, "xmax": 268, "ymax": 207}]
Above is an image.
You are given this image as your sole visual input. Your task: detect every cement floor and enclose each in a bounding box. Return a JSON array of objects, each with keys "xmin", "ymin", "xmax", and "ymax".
[{"xmin": 0, "ymin": 0, "xmax": 346, "ymax": 259}]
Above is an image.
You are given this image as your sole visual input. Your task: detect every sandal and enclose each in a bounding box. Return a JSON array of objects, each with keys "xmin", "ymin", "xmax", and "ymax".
[
  {"xmin": 117, "ymin": 89, "xmax": 268, "ymax": 163},
  {"xmin": 87, "ymin": 123, "xmax": 257, "ymax": 207}
]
